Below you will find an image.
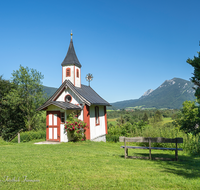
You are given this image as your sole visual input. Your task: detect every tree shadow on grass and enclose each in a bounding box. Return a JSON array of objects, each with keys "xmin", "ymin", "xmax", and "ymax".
[
  {"xmin": 155, "ymin": 154, "xmax": 200, "ymax": 179},
  {"xmin": 119, "ymin": 151, "xmax": 200, "ymax": 179}
]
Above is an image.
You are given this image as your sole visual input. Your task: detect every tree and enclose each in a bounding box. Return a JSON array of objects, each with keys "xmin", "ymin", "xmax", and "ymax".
[
  {"xmin": 154, "ymin": 110, "xmax": 162, "ymax": 123},
  {"xmin": 10, "ymin": 65, "xmax": 46, "ymax": 131},
  {"xmin": 173, "ymin": 101, "xmax": 200, "ymax": 135},
  {"xmin": 187, "ymin": 51, "xmax": 200, "ymax": 99},
  {"xmin": 142, "ymin": 112, "xmax": 149, "ymax": 123},
  {"xmin": 0, "ymin": 76, "xmax": 17, "ymax": 138}
]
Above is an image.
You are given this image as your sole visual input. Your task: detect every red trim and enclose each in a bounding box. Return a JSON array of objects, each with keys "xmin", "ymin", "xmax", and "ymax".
[
  {"xmin": 66, "ymin": 68, "xmax": 71, "ymax": 77},
  {"xmin": 74, "ymin": 65, "xmax": 75, "ymax": 86},
  {"xmin": 53, "ymin": 87, "xmax": 65, "ymax": 101},
  {"xmin": 104, "ymin": 106, "xmax": 108, "ymax": 134},
  {"xmin": 46, "ymin": 112, "xmax": 48, "ymax": 140},
  {"xmin": 46, "ymin": 111, "xmax": 61, "ymax": 142},
  {"xmin": 95, "ymin": 106, "xmax": 100, "ymax": 126},
  {"xmin": 80, "ymin": 68, "xmax": 81, "ymax": 88},
  {"xmin": 84, "ymin": 105, "xmax": 90, "ymax": 140},
  {"xmin": 64, "ymin": 94, "xmax": 72, "ymax": 103}
]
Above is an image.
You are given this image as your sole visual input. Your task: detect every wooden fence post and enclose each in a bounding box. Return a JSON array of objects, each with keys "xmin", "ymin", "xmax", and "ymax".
[
  {"xmin": 149, "ymin": 138, "xmax": 151, "ymax": 160},
  {"xmin": 18, "ymin": 133, "xmax": 20, "ymax": 143}
]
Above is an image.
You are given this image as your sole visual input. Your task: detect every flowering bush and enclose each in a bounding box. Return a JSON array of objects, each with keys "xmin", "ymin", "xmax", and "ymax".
[{"xmin": 64, "ymin": 113, "xmax": 88, "ymax": 141}]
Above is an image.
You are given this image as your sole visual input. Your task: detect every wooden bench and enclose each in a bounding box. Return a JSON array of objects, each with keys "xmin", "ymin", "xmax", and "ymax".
[{"xmin": 119, "ymin": 136, "xmax": 183, "ymax": 161}]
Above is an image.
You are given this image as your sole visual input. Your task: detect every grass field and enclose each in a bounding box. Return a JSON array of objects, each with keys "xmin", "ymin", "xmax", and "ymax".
[
  {"xmin": 0, "ymin": 140, "xmax": 200, "ymax": 189},
  {"xmin": 107, "ymin": 118, "xmax": 117, "ymax": 125}
]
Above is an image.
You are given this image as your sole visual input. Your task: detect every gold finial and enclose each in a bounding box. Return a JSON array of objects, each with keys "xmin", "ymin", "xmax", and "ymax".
[{"xmin": 71, "ymin": 30, "xmax": 73, "ymax": 39}]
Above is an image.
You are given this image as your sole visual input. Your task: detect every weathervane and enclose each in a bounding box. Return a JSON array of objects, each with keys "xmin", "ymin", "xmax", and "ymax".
[{"xmin": 86, "ymin": 73, "xmax": 93, "ymax": 86}]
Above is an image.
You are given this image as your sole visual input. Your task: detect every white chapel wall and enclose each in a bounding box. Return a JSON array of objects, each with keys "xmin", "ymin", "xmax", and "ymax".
[{"xmin": 89, "ymin": 105, "xmax": 106, "ymax": 141}]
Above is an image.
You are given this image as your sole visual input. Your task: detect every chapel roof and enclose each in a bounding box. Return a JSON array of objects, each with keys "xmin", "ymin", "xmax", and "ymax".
[
  {"xmin": 61, "ymin": 34, "xmax": 81, "ymax": 68},
  {"xmin": 37, "ymin": 80, "xmax": 110, "ymax": 111}
]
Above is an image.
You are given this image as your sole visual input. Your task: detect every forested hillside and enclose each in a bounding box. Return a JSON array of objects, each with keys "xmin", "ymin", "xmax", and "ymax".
[{"xmin": 110, "ymin": 78, "xmax": 195, "ymax": 110}]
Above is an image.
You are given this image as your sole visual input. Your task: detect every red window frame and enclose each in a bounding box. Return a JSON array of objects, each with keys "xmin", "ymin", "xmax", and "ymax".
[
  {"xmin": 64, "ymin": 94, "xmax": 72, "ymax": 103},
  {"xmin": 76, "ymin": 69, "xmax": 79, "ymax": 78},
  {"xmin": 66, "ymin": 68, "xmax": 71, "ymax": 77},
  {"xmin": 95, "ymin": 106, "xmax": 100, "ymax": 126}
]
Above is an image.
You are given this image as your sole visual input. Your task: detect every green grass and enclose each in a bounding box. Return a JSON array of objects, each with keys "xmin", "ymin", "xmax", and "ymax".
[
  {"xmin": 108, "ymin": 118, "xmax": 118, "ymax": 125},
  {"xmin": 0, "ymin": 140, "xmax": 200, "ymax": 189}
]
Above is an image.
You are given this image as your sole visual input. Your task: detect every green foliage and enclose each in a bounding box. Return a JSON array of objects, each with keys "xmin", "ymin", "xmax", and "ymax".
[
  {"xmin": 153, "ymin": 110, "xmax": 163, "ymax": 123},
  {"xmin": 0, "ymin": 76, "xmax": 26, "ymax": 141},
  {"xmin": 65, "ymin": 113, "xmax": 87, "ymax": 141},
  {"xmin": 11, "ymin": 130, "xmax": 46, "ymax": 143},
  {"xmin": 187, "ymin": 51, "xmax": 200, "ymax": 99},
  {"xmin": 173, "ymin": 100, "xmax": 200, "ymax": 135},
  {"xmin": 142, "ymin": 112, "xmax": 149, "ymax": 123},
  {"xmin": 10, "ymin": 65, "xmax": 47, "ymax": 131}
]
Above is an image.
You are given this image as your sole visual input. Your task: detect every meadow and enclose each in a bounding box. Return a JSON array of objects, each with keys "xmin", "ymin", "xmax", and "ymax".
[{"xmin": 0, "ymin": 139, "xmax": 200, "ymax": 190}]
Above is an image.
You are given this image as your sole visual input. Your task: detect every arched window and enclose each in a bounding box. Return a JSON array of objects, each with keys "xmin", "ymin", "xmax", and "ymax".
[
  {"xmin": 76, "ymin": 69, "xmax": 79, "ymax": 78},
  {"xmin": 66, "ymin": 68, "xmax": 71, "ymax": 77},
  {"xmin": 95, "ymin": 106, "xmax": 100, "ymax": 125}
]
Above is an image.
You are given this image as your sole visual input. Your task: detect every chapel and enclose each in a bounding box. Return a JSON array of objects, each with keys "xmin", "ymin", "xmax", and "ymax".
[{"xmin": 37, "ymin": 33, "xmax": 110, "ymax": 142}]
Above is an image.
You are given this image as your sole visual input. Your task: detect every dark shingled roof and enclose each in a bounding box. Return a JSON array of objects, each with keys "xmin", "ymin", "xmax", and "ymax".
[
  {"xmin": 61, "ymin": 39, "xmax": 81, "ymax": 68},
  {"xmin": 75, "ymin": 84, "xmax": 110, "ymax": 106},
  {"xmin": 37, "ymin": 101, "xmax": 81, "ymax": 111}
]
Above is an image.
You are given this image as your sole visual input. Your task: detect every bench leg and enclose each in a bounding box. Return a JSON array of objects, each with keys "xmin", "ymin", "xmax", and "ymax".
[
  {"xmin": 175, "ymin": 139, "xmax": 178, "ymax": 161},
  {"xmin": 175, "ymin": 150, "xmax": 178, "ymax": 161},
  {"xmin": 125, "ymin": 148, "xmax": 128, "ymax": 159},
  {"xmin": 149, "ymin": 138, "xmax": 151, "ymax": 160}
]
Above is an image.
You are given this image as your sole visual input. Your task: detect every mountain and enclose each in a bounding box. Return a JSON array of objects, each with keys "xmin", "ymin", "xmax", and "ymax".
[
  {"xmin": 110, "ymin": 78, "xmax": 196, "ymax": 110},
  {"xmin": 43, "ymin": 86, "xmax": 57, "ymax": 98}
]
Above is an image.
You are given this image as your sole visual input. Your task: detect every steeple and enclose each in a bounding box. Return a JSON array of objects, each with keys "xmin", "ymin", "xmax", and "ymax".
[
  {"xmin": 61, "ymin": 32, "xmax": 81, "ymax": 68},
  {"xmin": 62, "ymin": 33, "xmax": 81, "ymax": 88}
]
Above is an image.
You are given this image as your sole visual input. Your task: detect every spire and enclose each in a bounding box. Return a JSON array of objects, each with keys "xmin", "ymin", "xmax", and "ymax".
[
  {"xmin": 61, "ymin": 33, "xmax": 81, "ymax": 68},
  {"xmin": 71, "ymin": 30, "xmax": 73, "ymax": 39}
]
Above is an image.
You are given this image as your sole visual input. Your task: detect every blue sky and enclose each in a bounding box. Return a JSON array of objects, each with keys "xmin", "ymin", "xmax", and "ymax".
[{"xmin": 0, "ymin": 0, "xmax": 199, "ymax": 103}]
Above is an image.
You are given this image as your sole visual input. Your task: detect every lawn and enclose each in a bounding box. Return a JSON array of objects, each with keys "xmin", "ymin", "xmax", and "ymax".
[{"xmin": 0, "ymin": 140, "xmax": 200, "ymax": 189}]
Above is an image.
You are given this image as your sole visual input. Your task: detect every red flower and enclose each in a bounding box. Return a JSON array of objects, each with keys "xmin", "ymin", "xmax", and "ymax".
[
  {"xmin": 82, "ymin": 139, "xmax": 84, "ymax": 141},
  {"xmin": 72, "ymin": 127, "xmax": 75, "ymax": 130}
]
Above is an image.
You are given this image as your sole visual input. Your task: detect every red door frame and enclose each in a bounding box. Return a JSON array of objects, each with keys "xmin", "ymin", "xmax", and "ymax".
[{"xmin": 46, "ymin": 111, "xmax": 61, "ymax": 142}]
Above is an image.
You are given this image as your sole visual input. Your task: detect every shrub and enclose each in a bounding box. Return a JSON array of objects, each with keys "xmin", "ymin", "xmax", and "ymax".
[
  {"xmin": 64, "ymin": 113, "xmax": 87, "ymax": 142},
  {"xmin": 11, "ymin": 130, "xmax": 46, "ymax": 143}
]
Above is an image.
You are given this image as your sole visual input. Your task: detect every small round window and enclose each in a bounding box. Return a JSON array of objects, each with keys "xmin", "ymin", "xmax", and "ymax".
[{"xmin": 65, "ymin": 95, "xmax": 72, "ymax": 103}]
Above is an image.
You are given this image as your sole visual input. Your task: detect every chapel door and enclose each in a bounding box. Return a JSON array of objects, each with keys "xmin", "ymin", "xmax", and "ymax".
[{"xmin": 46, "ymin": 111, "xmax": 60, "ymax": 142}]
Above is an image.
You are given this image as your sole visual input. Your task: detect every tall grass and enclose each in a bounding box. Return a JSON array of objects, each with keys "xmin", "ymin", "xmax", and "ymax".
[
  {"xmin": 107, "ymin": 122, "xmax": 200, "ymax": 155},
  {"xmin": 11, "ymin": 130, "xmax": 46, "ymax": 143}
]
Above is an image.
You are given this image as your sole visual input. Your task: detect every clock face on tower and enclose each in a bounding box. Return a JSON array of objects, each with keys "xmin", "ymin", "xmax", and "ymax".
[{"xmin": 65, "ymin": 94, "xmax": 72, "ymax": 103}]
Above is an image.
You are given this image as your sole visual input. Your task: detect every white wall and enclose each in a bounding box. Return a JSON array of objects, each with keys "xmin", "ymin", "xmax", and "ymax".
[
  {"xmin": 62, "ymin": 65, "xmax": 81, "ymax": 88},
  {"xmin": 89, "ymin": 105, "xmax": 106, "ymax": 140}
]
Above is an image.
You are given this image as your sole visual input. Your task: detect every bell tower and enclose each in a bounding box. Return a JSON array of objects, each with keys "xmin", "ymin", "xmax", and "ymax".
[{"xmin": 61, "ymin": 32, "xmax": 81, "ymax": 88}]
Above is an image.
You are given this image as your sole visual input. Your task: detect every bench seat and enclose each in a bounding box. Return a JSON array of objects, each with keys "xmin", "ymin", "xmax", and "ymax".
[
  {"xmin": 120, "ymin": 146, "xmax": 183, "ymax": 151},
  {"xmin": 119, "ymin": 137, "xmax": 183, "ymax": 161}
]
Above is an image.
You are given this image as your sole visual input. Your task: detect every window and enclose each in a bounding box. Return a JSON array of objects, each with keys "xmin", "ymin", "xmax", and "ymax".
[
  {"xmin": 61, "ymin": 113, "xmax": 65, "ymax": 123},
  {"xmin": 66, "ymin": 68, "xmax": 71, "ymax": 77},
  {"xmin": 65, "ymin": 94, "xmax": 72, "ymax": 103},
  {"xmin": 76, "ymin": 69, "xmax": 79, "ymax": 78},
  {"xmin": 95, "ymin": 106, "xmax": 100, "ymax": 125}
]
